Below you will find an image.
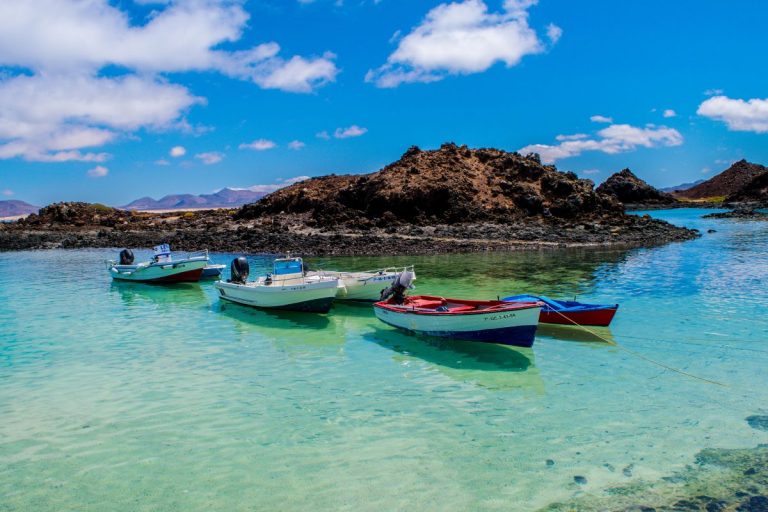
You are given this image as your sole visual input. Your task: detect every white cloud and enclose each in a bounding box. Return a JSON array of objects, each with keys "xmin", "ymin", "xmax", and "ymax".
[
  {"xmin": 87, "ymin": 165, "xmax": 109, "ymax": 178},
  {"xmin": 0, "ymin": 74, "xmax": 199, "ymax": 162},
  {"xmin": 155, "ymin": 159, "xmax": 170, "ymax": 166},
  {"xmin": 288, "ymin": 140, "xmax": 306, "ymax": 150},
  {"xmin": 519, "ymin": 120, "xmax": 683, "ymax": 163},
  {"xmin": 225, "ymin": 50, "xmax": 338, "ymax": 93},
  {"xmin": 697, "ymin": 95, "xmax": 768, "ymax": 133},
  {"xmin": 546, "ymin": 23, "xmax": 562, "ymax": 44},
  {"xmin": 366, "ymin": 0, "xmax": 555, "ymax": 87},
  {"xmin": 590, "ymin": 115, "xmax": 613, "ymax": 123},
  {"xmin": 233, "ymin": 175, "xmax": 313, "ymax": 194},
  {"xmin": 239, "ymin": 139, "xmax": 277, "ymax": 151},
  {"xmin": 334, "ymin": 125, "xmax": 368, "ymax": 138},
  {"xmin": 0, "ymin": 1, "xmax": 337, "ymax": 91},
  {"xmin": 555, "ymin": 133, "xmax": 588, "ymax": 141},
  {"xmin": 0, "ymin": 0, "xmax": 338, "ymax": 163},
  {"xmin": 2, "ymin": 189, "xmax": 13, "ymax": 196},
  {"xmin": 581, "ymin": 169, "xmax": 600, "ymax": 175},
  {"xmin": 663, "ymin": 109, "xmax": 677, "ymax": 118},
  {"xmin": 195, "ymin": 151, "xmax": 224, "ymax": 164},
  {"xmin": 316, "ymin": 131, "xmax": 331, "ymax": 140},
  {"xmin": 704, "ymin": 88, "xmax": 724, "ymax": 97},
  {"xmin": 284, "ymin": 175, "xmax": 311, "ymax": 184},
  {"xmin": 170, "ymin": 146, "xmax": 186, "ymax": 157}
]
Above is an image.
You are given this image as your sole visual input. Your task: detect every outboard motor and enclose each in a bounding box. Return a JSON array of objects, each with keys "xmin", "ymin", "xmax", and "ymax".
[
  {"xmin": 380, "ymin": 270, "xmax": 415, "ymax": 305},
  {"xmin": 119, "ymin": 248, "xmax": 134, "ymax": 265},
  {"xmin": 229, "ymin": 256, "xmax": 249, "ymax": 284}
]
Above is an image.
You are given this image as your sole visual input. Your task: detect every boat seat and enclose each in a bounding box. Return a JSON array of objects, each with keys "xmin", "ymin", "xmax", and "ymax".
[
  {"xmin": 447, "ymin": 305, "xmax": 476, "ymax": 313},
  {"xmin": 407, "ymin": 299, "xmax": 445, "ymax": 309}
]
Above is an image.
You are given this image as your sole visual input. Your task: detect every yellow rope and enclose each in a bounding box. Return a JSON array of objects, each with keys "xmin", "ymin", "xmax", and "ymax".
[{"xmin": 545, "ymin": 307, "xmax": 727, "ymax": 387}]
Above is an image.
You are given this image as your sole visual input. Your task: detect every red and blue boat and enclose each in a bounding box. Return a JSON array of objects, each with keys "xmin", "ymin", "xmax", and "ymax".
[
  {"xmin": 373, "ymin": 295, "xmax": 543, "ymax": 348},
  {"xmin": 502, "ymin": 294, "xmax": 618, "ymax": 327}
]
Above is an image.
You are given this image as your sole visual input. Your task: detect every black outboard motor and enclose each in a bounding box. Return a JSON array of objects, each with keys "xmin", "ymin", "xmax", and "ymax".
[
  {"xmin": 380, "ymin": 270, "xmax": 415, "ymax": 305},
  {"xmin": 119, "ymin": 248, "xmax": 134, "ymax": 265},
  {"xmin": 229, "ymin": 256, "xmax": 249, "ymax": 284}
]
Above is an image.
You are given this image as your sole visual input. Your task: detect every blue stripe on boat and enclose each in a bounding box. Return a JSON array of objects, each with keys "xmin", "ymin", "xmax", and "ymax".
[{"xmin": 377, "ymin": 321, "xmax": 537, "ymax": 348}]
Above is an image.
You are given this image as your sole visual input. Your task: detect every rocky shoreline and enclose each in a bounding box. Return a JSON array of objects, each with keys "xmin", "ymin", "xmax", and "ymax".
[{"xmin": 0, "ymin": 208, "xmax": 698, "ymax": 255}]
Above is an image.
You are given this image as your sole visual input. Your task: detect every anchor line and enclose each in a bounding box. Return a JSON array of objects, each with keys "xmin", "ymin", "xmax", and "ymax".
[{"xmin": 545, "ymin": 308, "xmax": 727, "ymax": 387}]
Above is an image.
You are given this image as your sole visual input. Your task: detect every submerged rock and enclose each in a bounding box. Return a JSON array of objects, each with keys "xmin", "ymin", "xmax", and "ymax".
[
  {"xmin": 543, "ymin": 445, "xmax": 768, "ymax": 512},
  {"xmin": 746, "ymin": 415, "xmax": 768, "ymax": 431}
]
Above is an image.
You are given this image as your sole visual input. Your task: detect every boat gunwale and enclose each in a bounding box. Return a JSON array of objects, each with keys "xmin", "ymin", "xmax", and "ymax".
[{"xmin": 374, "ymin": 295, "xmax": 543, "ymax": 316}]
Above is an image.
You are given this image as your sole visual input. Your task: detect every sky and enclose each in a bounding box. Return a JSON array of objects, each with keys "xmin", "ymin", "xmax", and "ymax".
[{"xmin": 1, "ymin": 0, "xmax": 767, "ymax": 206}]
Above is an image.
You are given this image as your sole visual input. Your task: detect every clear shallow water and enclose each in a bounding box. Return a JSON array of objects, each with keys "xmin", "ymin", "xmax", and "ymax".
[{"xmin": 1, "ymin": 209, "xmax": 767, "ymax": 511}]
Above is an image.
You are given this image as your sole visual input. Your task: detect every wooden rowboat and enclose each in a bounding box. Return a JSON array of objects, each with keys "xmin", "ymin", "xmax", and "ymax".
[
  {"xmin": 502, "ymin": 294, "xmax": 618, "ymax": 327},
  {"xmin": 373, "ymin": 295, "xmax": 542, "ymax": 348}
]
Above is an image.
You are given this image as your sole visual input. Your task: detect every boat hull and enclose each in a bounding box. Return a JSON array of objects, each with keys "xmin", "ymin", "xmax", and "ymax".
[
  {"xmin": 502, "ymin": 294, "xmax": 619, "ymax": 327},
  {"xmin": 338, "ymin": 273, "xmax": 399, "ymax": 301},
  {"xmin": 215, "ymin": 279, "xmax": 338, "ymax": 313},
  {"xmin": 373, "ymin": 299, "xmax": 541, "ymax": 348},
  {"xmin": 539, "ymin": 307, "xmax": 617, "ymax": 327},
  {"xmin": 306, "ymin": 270, "xmax": 406, "ymax": 301},
  {"xmin": 201, "ymin": 264, "xmax": 226, "ymax": 279},
  {"xmin": 109, "ymin": 259, "xmax": 207, "ymax": 283}
]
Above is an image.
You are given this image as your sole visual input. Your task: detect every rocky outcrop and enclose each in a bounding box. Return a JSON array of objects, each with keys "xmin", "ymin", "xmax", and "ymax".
[
  {"xmin": 727, "ymin": 171, "xmax": 768, "ymax": 204},
  {"xmin": 596, "ymin": 168, "xmax": 676, "ymax": 206},
  {"xmin": 676, "ymin": 160, "xmax": 768, "ymax": 200},
  {"xmin": 239, "ymin": 143, "xmax": 624, "ymax": 226},
  {"xmin": 20, "ymin": 202, "xmax": 136, "ymax": 228},
  {"xmin": 703, "ymin": 207, "xmax": 768, "ymax": 219}
]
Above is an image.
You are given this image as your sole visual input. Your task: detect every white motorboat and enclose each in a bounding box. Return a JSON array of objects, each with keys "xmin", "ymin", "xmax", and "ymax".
[
  {"xmin": 106, "ymin": 245, "xmax": 209, "ymax": 283},
  {"xmin": 215, "ymin": 256, "xmax": 339, "ymax": 313},
  {"xmin": 306, "ymin": 266, "xmax": 416, "ymax": 302}
]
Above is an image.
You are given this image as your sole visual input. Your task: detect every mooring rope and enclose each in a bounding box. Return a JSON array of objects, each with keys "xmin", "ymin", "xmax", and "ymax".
[
  {"xmin": 617, "ymin": 333, "xmax": 768, "ymax": 355},
  {"xmin": 546, "ymin": 308, "xmax": 727, "ymax": 387}
]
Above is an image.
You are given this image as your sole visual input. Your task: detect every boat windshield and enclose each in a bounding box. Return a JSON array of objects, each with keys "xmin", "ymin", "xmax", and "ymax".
[{"xmin": 273, "ymin": 258, "xmax": 303, "ymax": 276}]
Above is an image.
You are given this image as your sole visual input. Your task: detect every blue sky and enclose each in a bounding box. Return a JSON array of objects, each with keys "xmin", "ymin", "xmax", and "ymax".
[{"xmin": 1, "ymin": 0, "xmax": 767, "ymax": 206}]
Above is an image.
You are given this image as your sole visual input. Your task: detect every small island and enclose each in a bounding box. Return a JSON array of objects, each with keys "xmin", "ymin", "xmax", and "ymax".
[{"xmin": 0, "ymin": 143, "xmax": 698, "ymax": 254}]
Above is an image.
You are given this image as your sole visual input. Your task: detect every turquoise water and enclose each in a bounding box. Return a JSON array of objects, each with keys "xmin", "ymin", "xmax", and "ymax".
[{"xmin": 1, "ymin": 209, "xmax": 767, "ymax": 511}]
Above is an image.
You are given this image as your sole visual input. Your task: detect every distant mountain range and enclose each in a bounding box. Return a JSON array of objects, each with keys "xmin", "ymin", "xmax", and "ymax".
[
  {"xmin": 122, "ymin": 188, "xmax": 268, "ymax": 210},
  {"xmin": 660, "ymin": 179, "xmax": 706, "ymax": 192},
  {"xmin": 0, "ymin": 200, "xmax": 39, "ymax": 217}
]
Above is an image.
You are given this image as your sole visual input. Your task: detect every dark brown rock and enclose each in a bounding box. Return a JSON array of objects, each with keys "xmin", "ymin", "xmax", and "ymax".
[
  {"xmin": 677, "ymin": 160, "xmax": 768, "ymax": 200},
  {"xmin": 240, "ymin": 144, "xmax": 623, "ymax": 226},
  {"xmin": 728, "ymin": 171, "xmax": 768, "ymax": 204},
  {"xmin": 596, "ymin": 168, "xmax": 676, "ymax": 206}
]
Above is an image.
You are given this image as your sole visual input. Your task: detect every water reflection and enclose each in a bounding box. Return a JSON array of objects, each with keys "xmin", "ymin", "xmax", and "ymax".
[
  {"xmin": 216, "ymin": 300, "xmax": 332, "ymax": 331},
  {"xmin": 364, "ymin": 326, "xmax": 544, "ymax": 391},
  {"xmin": 110, "ymin": 280, "xmax": 208, "ymax": 309},
  {"xmin": 536, "ymin": 324, "xmax": 616, "ymax": 344}
]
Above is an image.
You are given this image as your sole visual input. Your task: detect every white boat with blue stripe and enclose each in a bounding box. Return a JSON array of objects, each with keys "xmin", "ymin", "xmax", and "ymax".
[{"xmin": 215, "ymin": 256, "xmax": 339, "ymax": 313}]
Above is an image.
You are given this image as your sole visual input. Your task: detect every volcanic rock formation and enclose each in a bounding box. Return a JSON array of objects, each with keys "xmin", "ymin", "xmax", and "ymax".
[
  {"xmin": 596, "ymin": 168, "xmax": 676, "ymax": 206},
  {"xmin": 676, "ymin": 160, "xmax": 768, "ymax": 200},
  {"xmin": 727, "ymin": 171, "xmax": 768, "ymax": 204},
  {"xmin": 239, "ymin": 143, "xmax": 624, "ymax": 227}
]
